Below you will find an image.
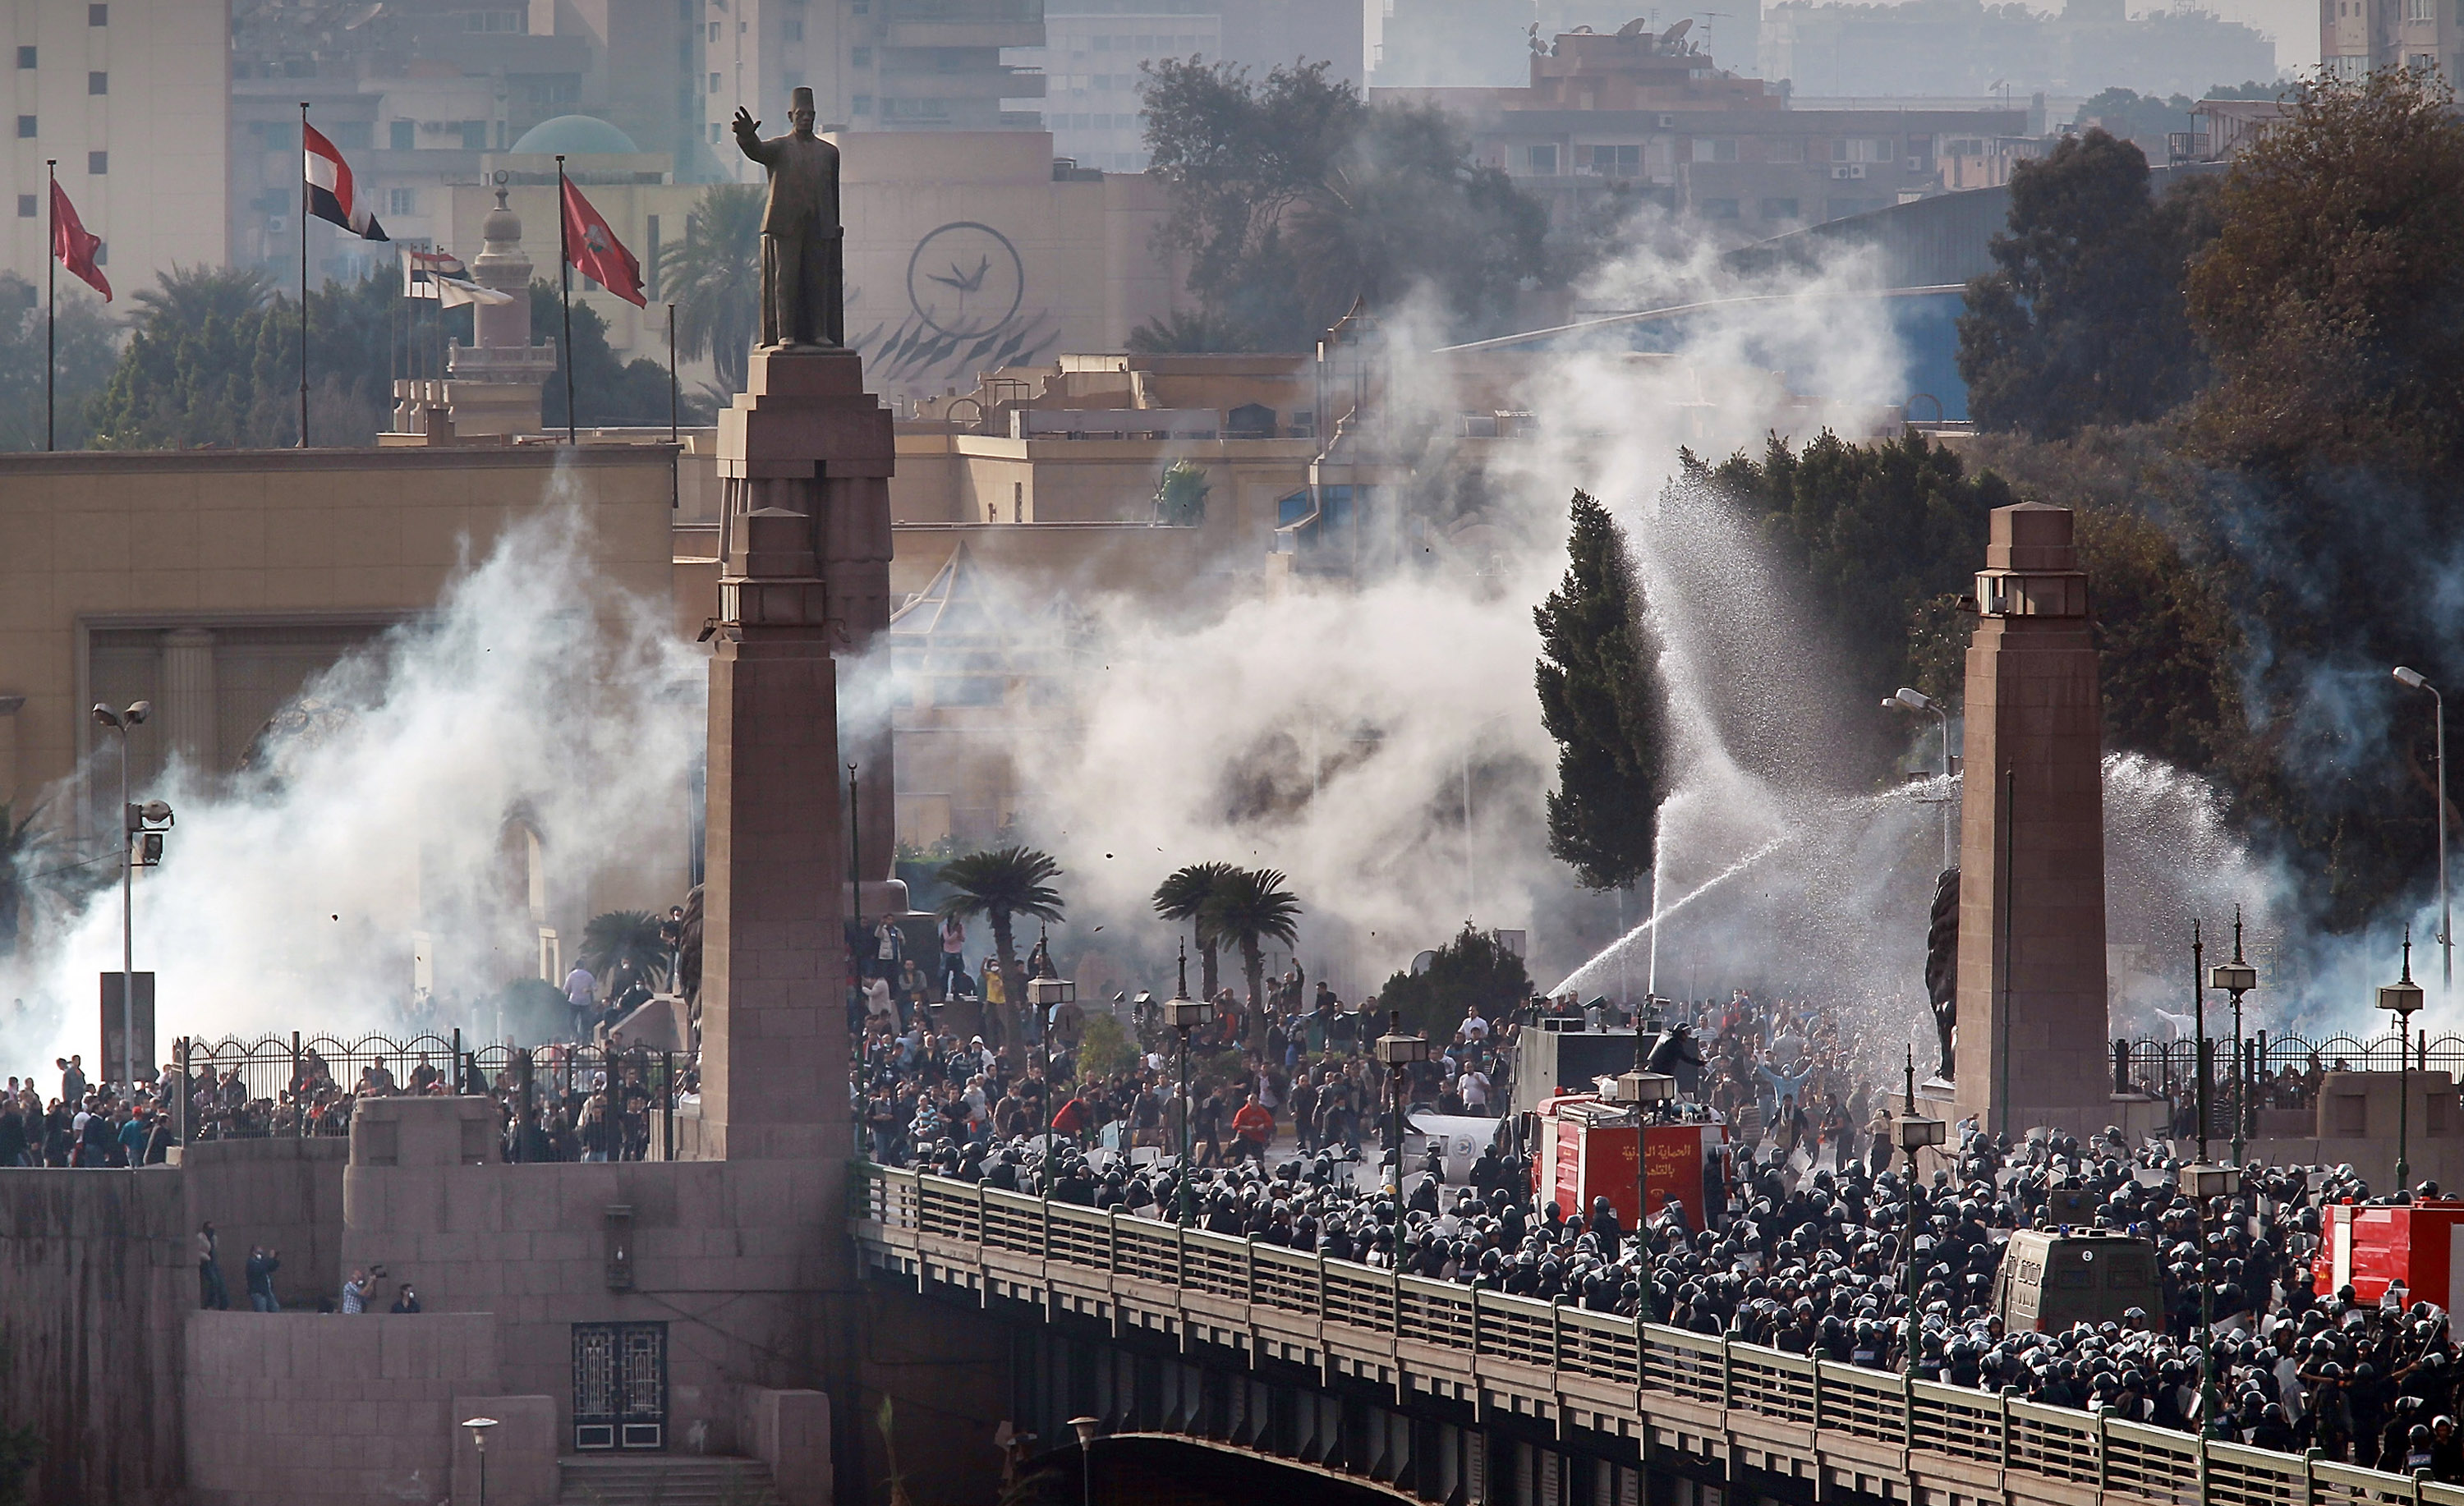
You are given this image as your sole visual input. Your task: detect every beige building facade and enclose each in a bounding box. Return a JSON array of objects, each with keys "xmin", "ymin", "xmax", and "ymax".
[{"xmin": 0, "ymin": 0, "xmax": 228, "ymax": 305}]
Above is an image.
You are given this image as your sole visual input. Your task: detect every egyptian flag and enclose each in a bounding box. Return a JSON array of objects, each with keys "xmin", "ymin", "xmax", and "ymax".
[
  {"xmin": 401, "ymin": 246, "xmax": 469, "ymax": 298},
  {"xmin": 559, "ymin": 177, "xmax": 646, "ymax": 306},
  {"xmin": 50, "ymin": 180, "xmax": 109, "ymax": 301},
  {"xmin": 305, "ymin": 122, "xmax": 388, "ymax": 241}
]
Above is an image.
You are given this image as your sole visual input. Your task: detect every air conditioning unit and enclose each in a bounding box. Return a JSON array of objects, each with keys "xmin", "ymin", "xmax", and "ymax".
[
  {"xmin": 1657, "ymin": 112, "xmax": 1675, "ymax": 127},
  {"xmin": 1830, "ymin": 165, "xmax": 1851, "ymax": 179},
  {"xmin": 1849, "ymin": 163, "xmax": 1867, "ymax": 178}
]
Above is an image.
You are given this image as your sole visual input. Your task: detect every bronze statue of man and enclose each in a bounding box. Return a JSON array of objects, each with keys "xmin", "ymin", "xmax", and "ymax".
[{"xmin": 732, "ymin": 86, "xmax": 842, "ymax": 347}]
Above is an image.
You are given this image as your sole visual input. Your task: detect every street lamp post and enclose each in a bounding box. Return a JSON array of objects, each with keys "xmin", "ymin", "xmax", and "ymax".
[
  {"xmin": 2379, "ymin": 928, "xmax": 2426, "ymax": 1194},
  {"xmin": 1165, "ymin": 940, "xmax": 1210, "ymax": 1227},
  {"xmin": 462, "ymin": 1416, "xmax": 499, "ymax": 1506},
  {"xmin": 1604, "ymin": 1035, "xmax": 1675, "ymax": 1325},
  {"xmin": 2207, "ymin": 907, "xmax": 2259, "ymax": 1169},
  {"xmin": 90, "ymin": 700, "xmax": 152, "ymax": 1088},
  {"xmin": 1068, "ymin": 1416, "xmax": 1100, "ymax": 1506},
  {"xmin": 1373, "ymin": 1009, "xmax": 1428, "ymax": 1200},
  {"xmin": 2395, "ymin": 667, "xmax": 2450, "ymax": 994},
  {"xmin": 1895, "ymin": 1045, "xmax": 1947, "ymax": 1380},
  {"xmin": 2191, "ymin": 920, "xmax": 2211, "ymax": 1166},
  {"xmin": 1884, "ymin": 686, "xmax": 1954, "ymax": 869},
  {"xmin": 2178, "ymin": 1161, "xmax": 2236, "ymax": 1435}
]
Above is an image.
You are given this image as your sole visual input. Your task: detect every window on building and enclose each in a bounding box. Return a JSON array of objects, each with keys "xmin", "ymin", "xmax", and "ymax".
[
  {"xmin": 1692, "ymin": 137, "xmax": 1738, "ymax": 162},
  {"xmin": 784, "ymin": 18, "xmax": 804, "ymax": 39},
  {"xmin": 88, "ymin": 150, "xmax": 106, "ymax": 174},
  {"xmin": 389, "ymin": 187, "xmax": 416, "ymax": 215},
  {"xmin": 1698, "ymin": 197, "xmax": 1740, "ymax": 218},
  {"xmin": 709, "ymin": 71, "xmax": 721, "ymax": 93},
  {"xmin": 93, "ymin": 241, "xmax": 104, "ymax": 264},
  {"xmin": 709, "ymin": 121, "xmax": 723, "ymax": 140},
  {"xmin": 1093, "ymin": 34, "xmax": 1111, "ymax": 48},
  {"xmin": 89, "ymin": 3, "xmax": 108, "ymax": 24},
  {"xmin": 853, "ymin": 94, "xmax": 873, "ymax": 113},
  {"xmin": 15, "ymin": 195, "xmax": 34, "ymax": 218},
  {"xmin": 1905, "ymin": 133, "xmax": 1934, "ymax": 160},
  {"xmin": 462, "ymin": 119, "xmax": 488, "ymax": 149},
  {"xmin": 1583, "ymin": 144, "xmax": 1639, "ymax": 176},
  {"xmin": 14, "ymin": 47, "xmax": 32, "ymax": 68},
  {"xmin": 2413, "ymin": 49, "xmax": 2440, "ymax": 65},
  {"xmin": 391, "ymin": 119, "xmax": 415, "ymax": 150},
  {"xmin": 853, "ymin": 47, "xmax": 872, "ymax": 67},
  {"xmin": 708, "ymin": 20, "xmax": 719, "ymax": 39},
  {"xmin": 88, "ymin": 71, "xmax": 107, "ymax": 94},
  {"xmin": 14, "ymin": 117, "xmax": 33, "ymax": 139},
  {"xmin": 2411, "ymin": 0, "xmax": 2436, "ymax": 19},
  {"xmin": 1522, "ymin": 143, "xmax": 1559, "ymax": 174},
  {"xmin": 1759, "ymin": 196, "xmax": 1800, "ymax": 219}
]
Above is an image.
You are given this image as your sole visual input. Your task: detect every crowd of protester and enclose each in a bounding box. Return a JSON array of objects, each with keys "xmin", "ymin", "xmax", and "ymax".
[{"xmin": 856, "ymin": 976, "xmax": 2464, "ymax": 1481}]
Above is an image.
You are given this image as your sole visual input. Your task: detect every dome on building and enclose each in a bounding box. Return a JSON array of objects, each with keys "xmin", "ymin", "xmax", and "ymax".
[{"xmin": 508, "ymin": 114, "xmax": 641, "ymax": 156}]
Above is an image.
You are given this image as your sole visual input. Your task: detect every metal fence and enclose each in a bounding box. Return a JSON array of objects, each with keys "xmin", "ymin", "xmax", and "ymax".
[
  {"xmin": 2115, "ymin": 1030, "xmax": 2464, "ymax": 1121},
  {"xmin": 171, "ymin": 1031, "xmax": 692, "ymax": 1161}
]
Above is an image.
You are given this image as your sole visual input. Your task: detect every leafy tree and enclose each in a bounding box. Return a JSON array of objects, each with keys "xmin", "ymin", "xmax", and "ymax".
[
  {"xmin": 531, "ymin": 281, "xmax": 688, "ymax": 430},
  {"xmin": 0, "ymin": 274, "xmax": 118, "ymax": 451},
  {"xmin": 660, "ymin": 182, "xmax": 763, "ymax": 393},
  {"xmin": 936, "ymin": 846, "xmax": 1065, "ymax": 1037},
  {"xmin": 2072, "ymin": 88, "xmax": 2194, "ymax": 149},
  {"xmin": 1198, "ymin": 865, "xmax": 1301, "ymax": 1044},
  {"xmin": 1375, "ymin": 924, "xmax": 1531, "ymax": 1042},
  {"xmin": 1694, "ymin": 433, "xmax": 2007, "ymax": 735},
  {"xmin": 1140, "ymin": 59, "xmax": 1551, "ymax": 348},
  {"xmin": 1533, "ymin": 491, "xmax": 1665, "ymax": 891},
  {"xmin": 1152, "ymin": 861, "xmax": 1234, "ymax": 998},
  {"xmin": 1074, "ymin": 1012, "xmax": 1138, "ymax": 1081},
  {"xmin": 88, "ymin": 269, "xmax": 403, "ymax": 448},
  {"xmin": 2185, "ymin": 69, "xmax": 2464, "ymax": 478},
  {"xmin": 1957, "ymin": 128, "xmax": 2212, "ymax": 438},
  {"xmin": 578, "ymin": 909, "xmax": 671, "ymax": 989}
]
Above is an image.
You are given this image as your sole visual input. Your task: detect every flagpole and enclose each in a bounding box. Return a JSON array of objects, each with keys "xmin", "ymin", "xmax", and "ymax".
[
  {"xmin": 45, "ymin": 159, "xmax": 56, "ymax": 452},
  {"xmin": 667, "ymin": 301, "xmax": 680, "ymax": 512},
  {"xmin": 298, "ymin": 101, "xmax": 310, "ymax": 450},
  {"xmin": 557, "ymin": 154, "xmax": 576, "ymax": 445}
]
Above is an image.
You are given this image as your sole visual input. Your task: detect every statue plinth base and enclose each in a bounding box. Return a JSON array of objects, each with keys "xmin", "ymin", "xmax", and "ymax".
[{"xmin": 697, "ymin": 343, "xmax": 894, "ymax": 1163}]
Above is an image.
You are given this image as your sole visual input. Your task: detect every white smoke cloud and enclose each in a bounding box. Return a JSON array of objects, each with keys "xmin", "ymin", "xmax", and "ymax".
[{"xmin": 2, "ymin": 470, "xmax": 706, "ymax": 1077}]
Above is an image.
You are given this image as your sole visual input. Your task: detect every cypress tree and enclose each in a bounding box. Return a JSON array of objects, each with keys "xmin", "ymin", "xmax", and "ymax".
[{"xmin": 1533, "ymin": 490, "xmax": 1666, "ymax": 891}]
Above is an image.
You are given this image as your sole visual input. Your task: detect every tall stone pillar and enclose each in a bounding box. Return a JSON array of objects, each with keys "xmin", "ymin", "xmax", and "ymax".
[
  {"xmin": 699, "ymin": 347, "xmax": 892, "ymax": 1161},
  {"xmin": 160, "ymin": 627, "xmax": 217, "ymax": 774},
  {"xmin": 1952, "ymin": 503, "xmax": 2110, "ymax": 1139}
]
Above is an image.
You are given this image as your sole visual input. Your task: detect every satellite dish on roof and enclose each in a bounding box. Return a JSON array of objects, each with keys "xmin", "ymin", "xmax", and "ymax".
[
  {"xmin": 1617, "ymin": 17, "xmax": 1651, "ymax": 35},
  {"xmin": 1412, "ymin": 949, "xmax": 1439, "ymax": 976},
  {"xmin": 1661, "ymin": 17, "xmax": 1694, "ymax": 43}
]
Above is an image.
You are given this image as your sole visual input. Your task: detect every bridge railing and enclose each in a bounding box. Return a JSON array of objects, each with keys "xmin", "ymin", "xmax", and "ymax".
[{"xmin": 855, "ymin": 1163, "xmax": 2464, "ymax": 1506}]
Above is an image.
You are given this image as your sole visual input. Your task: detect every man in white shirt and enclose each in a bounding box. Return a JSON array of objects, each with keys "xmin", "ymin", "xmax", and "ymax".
[
  {"xmin": 563, "ymin": 965, "xmax": 597, "ymax": 1038},
  {"xmin": 1460, "ymin": 1006, "xmax": 1490, "ymax": 1044},
  {"xmin": 1461, "ymin": 1067, "xmax": 1492, "ymax": 1113}
]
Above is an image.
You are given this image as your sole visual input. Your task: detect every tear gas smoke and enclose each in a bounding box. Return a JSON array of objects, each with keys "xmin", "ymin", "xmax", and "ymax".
[{"xmin": 2, "ymin": 489, "xmax": 706, "ymax": 1072}]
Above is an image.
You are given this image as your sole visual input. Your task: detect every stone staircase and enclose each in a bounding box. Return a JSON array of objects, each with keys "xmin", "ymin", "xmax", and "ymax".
[{"xmin": 556, "ymin": 1454, "xmax": 784, "ymax": 1506}]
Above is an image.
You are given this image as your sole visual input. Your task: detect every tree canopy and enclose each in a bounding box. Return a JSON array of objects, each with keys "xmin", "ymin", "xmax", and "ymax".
[
  {"xmin": 0, "ymin": 274, "xmax": 117, "ymax": 451},
  {"xmin": 1376, "ymin": 925, "xmax": 1531, "ymax": 1042},
  {"xmin": 1956, "ymin": 128, "xmax": 2212, "ymax": 438},
  {"xmin": 1138, "ymin": 58, "xmax": 1551, "ymax": 349},
  {"xmin": 1533, "ymin": 491, "xmax": 1666, "ymax": 892}
]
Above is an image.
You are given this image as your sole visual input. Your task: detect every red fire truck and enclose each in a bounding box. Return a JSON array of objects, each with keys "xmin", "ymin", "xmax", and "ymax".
[
  {"xmin": 1529, "ymin": 1094, "xmax": 1726, "ymax": 1227},
  {"xmin": 2315, "ymin": 1199, "xmax": 2464, "ymax": 1307}
]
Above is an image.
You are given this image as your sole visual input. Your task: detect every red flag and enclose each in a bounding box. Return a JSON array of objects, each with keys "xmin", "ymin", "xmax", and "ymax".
[
  {"xmin": 50, "ymin": 180, "xmax": 110, "ymax": 301},
  {"xmin": 559, "ymin": 177, "xmax": 646, "ymax": 307}
]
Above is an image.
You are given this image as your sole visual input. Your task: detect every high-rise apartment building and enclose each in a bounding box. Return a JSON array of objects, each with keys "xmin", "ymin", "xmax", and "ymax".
[
  {"xmin": 698, "ymin": 0, "xmax": 1046, "ymax": 154},
  {"xmin": 0, "ymin": 0, "xmax": 228, "ymax": 306},
  {"xmin": 2320, "ymin": 0, "xmax": 2454, "ymax": 80}
]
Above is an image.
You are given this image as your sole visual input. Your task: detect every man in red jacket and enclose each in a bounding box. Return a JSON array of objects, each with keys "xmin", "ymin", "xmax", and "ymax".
[
  {"xmin": 1230, "ymin": 1094, "xmax": 1275, "ymax": 1166},
  {"xmin": 1050, "ymin": 1095, "xmax": 1093, "ymax": 1141}
]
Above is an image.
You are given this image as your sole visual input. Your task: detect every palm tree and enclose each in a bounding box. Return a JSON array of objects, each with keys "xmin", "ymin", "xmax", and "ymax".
[
  {"xmin": 1200, "ymin": 867, "xmax": 1301, "ymax": 1046},
  {"xmin": 936, "ymin": 846, "xmax": 1065, "ymax": 1043},
  {"xmin": 660, "ymin": 183, "xmax": 765, "ymax": 393},
  {"xmin": 578, "ymin": 910, "xmax": 672, "ymax": 993},
  {"xmin": 0, "ymin": 800, "xmax": 59, "ymax": 957},
  {"xmin": 1151, "ymin": 861, "xmax": 1235, "ymax": 999},
  {"xmin": 131, "ymin": 264, "xmax": 274, "ymax": 336}
]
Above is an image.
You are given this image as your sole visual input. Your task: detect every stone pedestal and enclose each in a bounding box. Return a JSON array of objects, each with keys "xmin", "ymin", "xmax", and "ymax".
[
  {"xmin": 700, "ymin": 346, "xmax": 892, "ymax": 1162},
  {"xmin": 1952, "ymin": 503, "xmax": 2111, "ymax": 1139}
]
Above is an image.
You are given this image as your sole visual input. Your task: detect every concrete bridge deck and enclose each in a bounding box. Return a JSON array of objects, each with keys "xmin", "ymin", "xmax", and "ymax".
[{"xmin": 853, "ymin": 1164, "xmax": 2453, "ymax": 1506}]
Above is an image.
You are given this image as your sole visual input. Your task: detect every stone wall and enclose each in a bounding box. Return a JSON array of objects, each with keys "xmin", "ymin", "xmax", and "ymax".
[
  {"xmin": 181, "ymin": 1137, "xmax": 350, "ymax": 1312},
  {"xmin": 0, "ymin": 1167, "xmax": 189, "ymax": 1506},
  {"xmin": 182, "ymin": 1311, "xmax": 497, "ymax": 1506}
]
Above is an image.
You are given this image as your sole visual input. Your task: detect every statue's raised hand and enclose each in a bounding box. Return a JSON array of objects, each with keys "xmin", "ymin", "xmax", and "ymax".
[{"xmin": 733, "ymin": 106, "xmax": 759, "ymax": 136}]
